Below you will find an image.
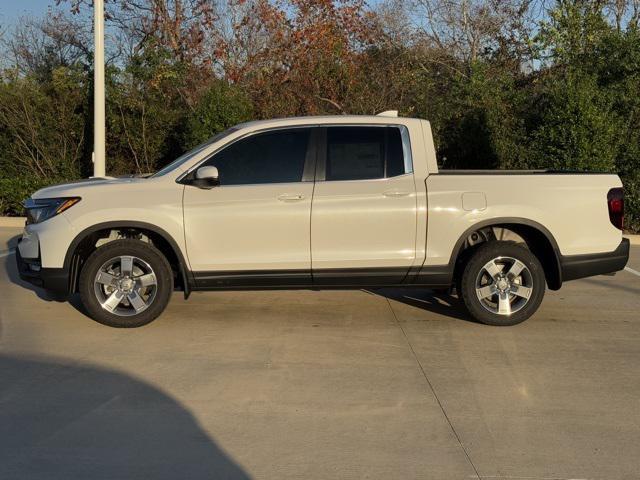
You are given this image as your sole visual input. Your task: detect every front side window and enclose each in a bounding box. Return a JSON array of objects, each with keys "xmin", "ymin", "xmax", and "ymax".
[
  {"xmin": 325, "ymin": 126, "xmax": 408, "ymax": 181},
  {"xmin": 203, "ymin": 128, "xmax": 311, "ymax": 185},
  {"xmin": 151, "ymin": 127, "xmax": 239, "ymax": 177}
]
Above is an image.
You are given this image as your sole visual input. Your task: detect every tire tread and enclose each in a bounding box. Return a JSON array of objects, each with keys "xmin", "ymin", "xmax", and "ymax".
[
  {"xmin": 460, "ymin": 241, "xmax": 545, "ymax": 326},
  {"xmin": 79, "ymin": 239, "xmax": 173, "ymax": 327}
]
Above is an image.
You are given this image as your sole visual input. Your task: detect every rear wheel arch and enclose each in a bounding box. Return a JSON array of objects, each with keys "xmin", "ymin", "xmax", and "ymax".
[
  {"xmin": 64, "ymin": 221, "xmax": 191, "ymax": 296},
  {"xmin": 450, "ymin": 218, "xmax": 562, "ymax": 291}
]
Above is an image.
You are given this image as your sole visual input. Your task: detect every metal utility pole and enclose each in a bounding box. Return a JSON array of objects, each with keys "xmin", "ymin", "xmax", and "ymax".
[{"xmin": 93, "ymin": 0, "xmax": 106, "ymax": 177}]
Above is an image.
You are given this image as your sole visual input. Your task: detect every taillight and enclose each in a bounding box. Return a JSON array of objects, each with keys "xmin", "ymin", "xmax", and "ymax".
[{"xmin": 607, "ymin": 188, "xmax": 624, "ymax": 230}]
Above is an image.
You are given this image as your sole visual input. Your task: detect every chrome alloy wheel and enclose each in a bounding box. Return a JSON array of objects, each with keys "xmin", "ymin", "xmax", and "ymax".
[
  {"xmin": 93, "ymin": 255, "xmax": 158, "ymax": 316},
  {"xmin": 475, "ymin": 256, "xmax": 534, "ymax": 316}
]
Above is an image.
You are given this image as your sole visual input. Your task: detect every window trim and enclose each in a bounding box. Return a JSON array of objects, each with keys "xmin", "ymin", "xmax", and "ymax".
[
  {"xmin": 177, "ymin": 123, "xmax": 413, "ymax": 187},
  {"xmin": 400, "ymin": 125, "xmax": 414, "ymax": 175},
  {"xmin": 178, "ymin": 126, "xmax": 319, "ymax": 187},
  {"xmin": 314, "ymin": 125, "xmax": 413, "ymax": 183}
]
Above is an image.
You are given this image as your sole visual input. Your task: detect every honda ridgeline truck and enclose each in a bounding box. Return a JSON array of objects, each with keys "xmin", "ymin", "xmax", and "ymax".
[{"xmin": 17, "ymin": 112, "xmax": 630, "ymax": 327}]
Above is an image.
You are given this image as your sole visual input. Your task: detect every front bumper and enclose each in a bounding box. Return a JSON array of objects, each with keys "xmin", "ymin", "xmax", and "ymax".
[
  {"xmin": 16, "ymin": 240, "xmax": 70, "ymax": 296},
  {"xmin": 560, "ymin": 238, "xmax": 630, "ymax": 282}
]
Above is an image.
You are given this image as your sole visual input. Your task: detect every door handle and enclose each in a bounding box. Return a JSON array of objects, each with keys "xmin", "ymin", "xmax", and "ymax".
[
  {"xmin": 277, "ymin": 193, "xmax": 305, "ymax": 202},
  {"xmin": 383, "ymin": 190, "xmax": 410, "ymax": 198}
]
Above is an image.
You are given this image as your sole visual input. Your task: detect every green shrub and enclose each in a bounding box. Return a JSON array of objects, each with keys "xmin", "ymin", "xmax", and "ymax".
[
  {"xmin": 622, "ymin": 173, "xmax": 640, "ymax": 233},
  {"xmin": 0, "ymin": 67, "xmax": 86, "ymax": 180},
  {"xmin": 528, "ymin": 71, "xmax": 620, "ymax": 172},
  {"xmin": 182, "ymin": 81, "xmax": 253, "ymax": 150},
  {"xmin": 0, "ymin": 176, "xmax": 69, "ymax": 216}
]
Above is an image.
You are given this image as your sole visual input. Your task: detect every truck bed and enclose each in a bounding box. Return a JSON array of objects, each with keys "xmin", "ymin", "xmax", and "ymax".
[{"xmin": 437, "ymin": 169, "xmax": 612, "ymax": 175}]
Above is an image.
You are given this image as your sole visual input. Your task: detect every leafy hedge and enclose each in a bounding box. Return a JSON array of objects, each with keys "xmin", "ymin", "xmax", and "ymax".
[
  {"xmin": 623, "ymin": 173, "xmax": 640, "ymax": 233},
  {"xmin": 0, "ymin": 176, "xmax": 70, "ymax": 217}
]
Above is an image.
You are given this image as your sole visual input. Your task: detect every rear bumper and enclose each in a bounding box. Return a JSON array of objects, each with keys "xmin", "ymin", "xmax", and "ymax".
[
  {"xmin": 16, "ymin": 241, "xmax": 70, "ymax": 296},
  {"xmin": 560, "ymin": 238, "xmax": 630, "ymax": 282}
]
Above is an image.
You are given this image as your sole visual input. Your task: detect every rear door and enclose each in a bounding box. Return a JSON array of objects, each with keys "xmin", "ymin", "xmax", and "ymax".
[{"xmin": 311, "ymin": 125, "xmax": 418, "ymax": 285}]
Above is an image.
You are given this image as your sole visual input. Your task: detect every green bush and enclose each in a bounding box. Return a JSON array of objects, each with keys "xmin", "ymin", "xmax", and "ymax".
[
  {"xmin": 622, "ymin": 173, "xmax": 640, "ymax": 233},
  {"xmin": 528, "ymin": 71, "xmax": 621, "ymax": 172},
  {"xmin": 182, "ymin": 81, "xmax": 253, "ymax": 150},
  {"xmin": 0, "ymin": 176, "xmax": 69, "ymax": 216},
  {"xmin": 0, "ymin": 67, "xmax": 86, "ymax": 180}
]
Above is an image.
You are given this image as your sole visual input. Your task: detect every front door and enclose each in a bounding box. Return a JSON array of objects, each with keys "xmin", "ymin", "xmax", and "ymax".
[
  {"xmin": 311, "ymin": 126, "xmax": 418, "ymax": 285},
  {"xmin": 183, "ymin": 127, "xmax": 316, "ymax": 287}
]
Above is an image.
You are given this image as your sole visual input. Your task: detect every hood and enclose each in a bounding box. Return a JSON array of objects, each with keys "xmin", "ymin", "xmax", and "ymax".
[{"xmin": 31, "ymin": 176, "xmax": 148, "ymax": 199}]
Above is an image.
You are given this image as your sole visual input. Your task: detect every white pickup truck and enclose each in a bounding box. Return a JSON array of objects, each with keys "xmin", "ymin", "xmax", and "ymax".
[{"xmin": 17, "ymin": 112, "xmax": 629, "ymax": 327}]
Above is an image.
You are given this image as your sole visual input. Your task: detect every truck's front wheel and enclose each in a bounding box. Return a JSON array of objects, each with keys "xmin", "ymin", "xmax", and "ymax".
[
  {"xmin": 79, "ymin": 239, "xmax": 173, "ymax": 327},
  {"xmin": 460, "ymin": 241, "xmax": 545, "ymax": 326}
]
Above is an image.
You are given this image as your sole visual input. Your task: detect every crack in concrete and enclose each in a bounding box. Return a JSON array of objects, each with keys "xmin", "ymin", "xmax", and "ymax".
[{"xmin": 385, "ymin": 297, "xmax": 483, "ymax": 480}]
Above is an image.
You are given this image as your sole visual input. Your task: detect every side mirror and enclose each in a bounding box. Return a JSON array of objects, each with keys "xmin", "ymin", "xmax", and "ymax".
[{"xmin": 193, "ymin": 166, "xmax": 219, "ymax": 189}]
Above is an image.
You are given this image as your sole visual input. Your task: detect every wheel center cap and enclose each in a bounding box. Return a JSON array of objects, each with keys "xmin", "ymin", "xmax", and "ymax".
[
  {"xmin": 496, "ymin": 278, "xmax": 509, "ymax": 291},
  {"xmin": 119, "ymin": 278, "xmax": 134, "ymax": 291}
]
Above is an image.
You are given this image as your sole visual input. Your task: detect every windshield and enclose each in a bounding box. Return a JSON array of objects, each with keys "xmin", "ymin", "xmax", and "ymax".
[{"xmin": 150, "ymin": 127, "xmax": 239, "ymax": 177}]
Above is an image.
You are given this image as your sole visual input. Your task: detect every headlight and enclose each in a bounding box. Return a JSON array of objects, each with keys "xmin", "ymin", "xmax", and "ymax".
[{"xmin": 23, "ymin": 197, "xmax": 81, "ymax": 225}]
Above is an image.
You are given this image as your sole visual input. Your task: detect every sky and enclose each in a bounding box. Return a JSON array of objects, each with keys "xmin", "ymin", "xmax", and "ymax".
[
  {"xmin": 0, "ymin": 0, "xmax": 390, "ymax": 29},
  {"xmin": 0, "ymin": 0, "xmax": 57, "ymax": 27}
]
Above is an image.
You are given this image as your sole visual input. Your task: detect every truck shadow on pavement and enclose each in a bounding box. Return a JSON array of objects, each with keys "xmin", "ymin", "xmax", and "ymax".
[
  {"xmin": 582, "ymin": 276, "xmax": 640, "ymax": 295},
  {"xmin": 0, "ymin": 353, "xmax": 250, "ymax": 480},
  {"xmin": 370, "ymin": 288, "xmax": 478, "ymax": 323}
]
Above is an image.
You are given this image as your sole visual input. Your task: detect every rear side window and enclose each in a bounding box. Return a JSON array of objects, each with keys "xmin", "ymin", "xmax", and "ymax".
[
  {"xmin": 204, "ymin": 128, "xmax": 310, "ymax": 185},
  {"xmin": 325, "ymin": 126, "xmax": 408, "ymax": 181}
]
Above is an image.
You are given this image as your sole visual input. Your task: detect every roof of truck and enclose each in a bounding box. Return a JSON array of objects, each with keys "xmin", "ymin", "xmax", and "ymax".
[{"xmin": 235, "ymin": 113, "xmax": 424, "ymax": 130}]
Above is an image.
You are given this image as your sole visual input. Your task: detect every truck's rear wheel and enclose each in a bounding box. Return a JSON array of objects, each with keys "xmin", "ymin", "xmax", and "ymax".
[
  {"xmin": 79, "ymin": 239, "xmax": 173, "ymax": 327},
  {"xmin": 460, "ymin": 241, "xmax": 545, "ymax": 326}
]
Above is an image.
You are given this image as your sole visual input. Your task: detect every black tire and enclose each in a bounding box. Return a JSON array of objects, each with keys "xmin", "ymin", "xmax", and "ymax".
[
  {"xmin": 79, "ymin": 239, "xmax": 173, "ymax": 327},
  {"xmin": 460, "ymin": 241, "xmax": 545, "ymax": 326}
]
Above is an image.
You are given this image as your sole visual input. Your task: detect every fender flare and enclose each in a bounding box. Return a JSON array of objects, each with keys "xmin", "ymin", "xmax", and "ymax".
[
  {"xmin": 446, "ymin": 217, "xmax": 563, "ymax": 289},
  {"xmin": 64, "ymin": 221, "xmax": 193, "ymax": 297}
]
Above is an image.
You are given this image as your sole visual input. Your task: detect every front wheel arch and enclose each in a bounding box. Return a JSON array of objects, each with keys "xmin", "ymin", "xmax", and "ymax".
[
  {"xmin": 64, "ymin": 221, "xmax": 191, "ymax": 297},
  {"xmin": 79, "ymin": 239, "xmax": 174, "ymax": 327}
]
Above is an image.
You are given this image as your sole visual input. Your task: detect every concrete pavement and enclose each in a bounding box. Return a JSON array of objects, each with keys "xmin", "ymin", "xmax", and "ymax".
[{"xmin": 1, "ymin": 225, "xmax": 639, "ymax": 479}]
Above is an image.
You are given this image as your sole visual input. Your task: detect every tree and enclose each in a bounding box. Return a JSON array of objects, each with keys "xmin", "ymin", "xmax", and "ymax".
[
  {"xmin": 183, "ymin": 80, "xmax": 253, "ymax": 148},
  {"xmin": 0, "ymin": 66, "xmax": 87, "ymax": 179},
  {"xmin": 58, "ymin": 0, "xmax": 218, "ymax": 64},
  {"xmin": 214, "ymin": 0, "xmax": 379, "ymax": 117},
  {"xmin": 107, "ymin": 46, "xmax": 192, "ymax": 174},
  {"xmin": 529, "ymin": 70, "xmax": 620, "ymax": 171},
  {"xmin": 411, "ymin": 0, "xmax": 541, "ymax": 67},
  {"xmin": 1, "ymin": 13, "xmax": 91, "ymax": 76}
]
